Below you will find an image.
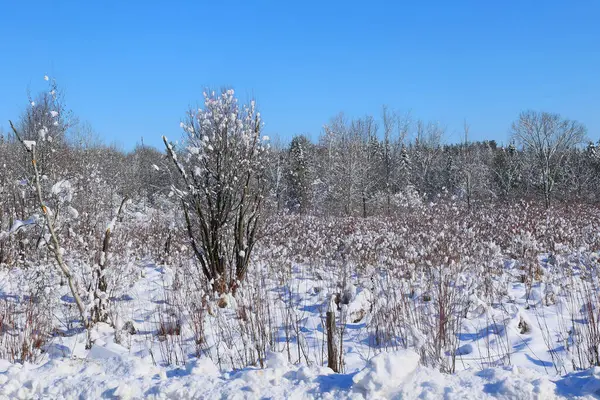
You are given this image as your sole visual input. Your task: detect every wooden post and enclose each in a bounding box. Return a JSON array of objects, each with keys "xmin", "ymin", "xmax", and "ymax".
[{"xmin": 326, "ymin": 295, "xmax": 339, "ymax": 372}]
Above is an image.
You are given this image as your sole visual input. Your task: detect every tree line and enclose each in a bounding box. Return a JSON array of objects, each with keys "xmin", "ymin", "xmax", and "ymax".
[
  {"xmin": 1, "ymin": 82, "xmax": 597, "ymax": 231},
  {"xmin": 273, "ymin": 110, "xmax": 596, "ymax": 215}
]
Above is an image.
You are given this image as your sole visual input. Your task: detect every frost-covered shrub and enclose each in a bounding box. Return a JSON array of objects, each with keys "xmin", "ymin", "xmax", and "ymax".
[
  {"xmin": 0, "ymin": 268, "xmax": 57, "ymax": 363},
  {"xmin": 164, "ymin": 89, "xmax": 269, "ymax": 294}
]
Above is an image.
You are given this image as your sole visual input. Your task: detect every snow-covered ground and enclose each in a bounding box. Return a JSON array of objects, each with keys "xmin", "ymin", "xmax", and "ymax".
[
  {"xmin": 2, "ymin": 256, "xmax": 600, "ymax": 399},
  {"xmin": 3, "ymin": 344, "xmax": 600, "ymax": 399}
]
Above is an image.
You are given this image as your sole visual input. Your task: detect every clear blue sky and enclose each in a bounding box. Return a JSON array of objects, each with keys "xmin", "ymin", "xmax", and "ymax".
[{"xmin": 1, "ymin": 0, "xmax": 598, "ymax": 150}]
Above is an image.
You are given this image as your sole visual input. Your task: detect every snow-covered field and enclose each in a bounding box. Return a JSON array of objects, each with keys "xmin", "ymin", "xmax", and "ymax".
[
  {"xmin": 2, "ymin": 245, "xmax": 600, "ymax": 399},
  {"xmin": 1, "ymin": 189, "xmax": 600, "ymax": 399}
]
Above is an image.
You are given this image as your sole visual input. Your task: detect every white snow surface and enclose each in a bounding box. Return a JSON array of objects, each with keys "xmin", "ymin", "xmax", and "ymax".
[
  {"xmin": 2, "ymin": 260, "xmax": 600, "ymax": 398},
  {"xmin": 1, "ymin": 348, "xmax": 599, "ymax": 399}
]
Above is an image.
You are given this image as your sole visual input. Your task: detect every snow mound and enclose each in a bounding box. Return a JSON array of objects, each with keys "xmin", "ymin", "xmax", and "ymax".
[
  {"xmin": 265, "ymin": 350, "xmax": 291, "ymax": 370},
  {"xmin": 346, "ymin": 288, "xmax": 372, "ymax": 323},
  {"xmin": 186, "ymin": 357, "xmax": 220, "ymax": 377},
  {"xmin": 353, "ymin": 349, "xmax": 420, "ymax": 396},
  {"xmin": 86, "ymin": 343, "xmax": 128, "ymax": 361}
]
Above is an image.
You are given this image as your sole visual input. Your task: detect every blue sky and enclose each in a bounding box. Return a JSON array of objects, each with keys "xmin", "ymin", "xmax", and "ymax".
[{"xmin": 1, "ymin": 0, "xmax": 598, "ymax": 149}]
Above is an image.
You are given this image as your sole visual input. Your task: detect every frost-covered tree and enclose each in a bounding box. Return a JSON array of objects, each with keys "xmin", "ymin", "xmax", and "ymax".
[
  {"xmin": 585, "ymin": 141, "xmax": 600, "ymax": 200},
  {"xmin": 398, "ymin": 144, "xmax": 411, "ymax": 185},
  {"xmin": 126, "ymin": 143, "xmax": 170, "ymax": 202},
  {"xmin": 320, "ymin": 114, "xmax": 380, "ymax": 217},
  {"xmin": 6, "ymin": 77, "xmax": 137, "ymax": 346},
  {"xmin": 492, "ymin": 142, "xmax": 522, "ymax": 200},
  {"xmin": 18, "ymin": 77, "xmax": 75, "ymax": 179},
  {"xmin": 261, "ymin": 137, "xmax": 287, "ymax": 213},
  {"xmin": 164, "ymin": 89, "xmax": 268, "ymax": 294},
  {"xmin": 9, "ymin": 119, "xmax": 90, "ymax": 341},
  {"xmin": 379, "ymin": 107, "xmax": 410, "ymax": 215},
  {"xmin": 511, "ymin": 111, "xmax": 587, "ymax": 208},
  {"xmin": 451, "ymin": 123, "xmax": 495, "ymax": 209},
  {"xmin": 359, "ymin": 117, "xmax": 383, "ymax": 217},
  {"xmin": 0, "ymin": 130, "xmax": 20, "ymax": 265},
  {"xmin": 321, "ymin": 114, "xmax": 355, "ymax": 215},
  {"xmin": 287, "ymin": 135, "xmax": 313, "ymax": 214},
  {"xmin": 411, "ymin": 120, "xmax": 444, "ymax": 197},
  {"xmin": 560, "ymin": 146, "xmax": 599, "ymax": 202}
]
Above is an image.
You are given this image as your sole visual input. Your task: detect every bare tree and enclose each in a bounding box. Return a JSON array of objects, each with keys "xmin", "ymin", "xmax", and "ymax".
[{"xmin": 511, "ymin": 110, "xmax": 587, "ymax": 208}]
